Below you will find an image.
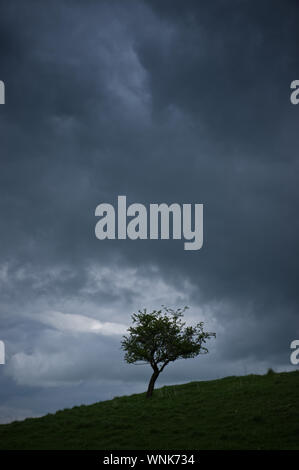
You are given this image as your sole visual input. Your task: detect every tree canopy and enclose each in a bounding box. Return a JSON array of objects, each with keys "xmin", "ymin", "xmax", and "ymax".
[{"xmin": 121, "ymin": 306, "xmax": 216, "ymax": 397}]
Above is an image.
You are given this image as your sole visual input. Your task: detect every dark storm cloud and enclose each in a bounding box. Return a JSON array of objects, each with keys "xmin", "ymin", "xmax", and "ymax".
[{"xmin": 0, "ymin": 0, "xmax": 298, "ymax": 421}]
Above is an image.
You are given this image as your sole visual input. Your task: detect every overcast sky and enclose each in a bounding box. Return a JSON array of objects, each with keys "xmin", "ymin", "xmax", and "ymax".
[{"xmin": 0, "ymin": 0, "xmax": 298, "ymax": 423}]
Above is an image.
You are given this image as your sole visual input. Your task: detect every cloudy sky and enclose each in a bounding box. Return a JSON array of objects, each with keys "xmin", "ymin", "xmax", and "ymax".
[{"xmin": 0, "ymin": 0, "xmax": 298, "ymax": 423}]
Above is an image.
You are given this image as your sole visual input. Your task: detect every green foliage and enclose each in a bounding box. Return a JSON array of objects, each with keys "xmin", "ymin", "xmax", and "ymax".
[
  {"xmin": 0, "ymin": 371, "xmax": 298, "ymax": 450},
  {"xmin": 121, "ymin": 306, "xmax": 216, "ymax": 372}
]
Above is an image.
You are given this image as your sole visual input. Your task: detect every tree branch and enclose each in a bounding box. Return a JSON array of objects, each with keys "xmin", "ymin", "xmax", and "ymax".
[{"xmin": 159, "ymin": 360, "xmax": 170, "ymax": 373}]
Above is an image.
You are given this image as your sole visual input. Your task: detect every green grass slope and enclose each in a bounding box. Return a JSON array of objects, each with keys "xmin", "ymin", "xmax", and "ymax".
[{"xmin": 0, "ymin": 370, "xmax": 298, "ymax": 450}]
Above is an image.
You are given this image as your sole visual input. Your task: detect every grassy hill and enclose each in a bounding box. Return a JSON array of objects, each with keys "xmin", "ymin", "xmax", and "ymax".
[{"xmin": 0, "ymin": 370, "xmax": 298, "ymax": 450}]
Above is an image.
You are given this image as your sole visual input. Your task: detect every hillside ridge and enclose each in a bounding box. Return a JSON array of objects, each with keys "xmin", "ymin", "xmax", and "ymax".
[{"xmin": 0, "ymin": 370, "xmax": 298, "ymax": 450}]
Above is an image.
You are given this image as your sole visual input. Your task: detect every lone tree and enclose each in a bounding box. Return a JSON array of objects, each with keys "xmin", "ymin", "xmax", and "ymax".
[{"xmin": 121, "ymin": 306, "xmax": 216, "ymax": 398}]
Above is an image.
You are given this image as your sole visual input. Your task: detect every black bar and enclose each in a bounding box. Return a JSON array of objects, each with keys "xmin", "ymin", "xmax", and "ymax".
[{"xmin": 0, "ymin": 450, "xmax": 297, "ymax": 466}]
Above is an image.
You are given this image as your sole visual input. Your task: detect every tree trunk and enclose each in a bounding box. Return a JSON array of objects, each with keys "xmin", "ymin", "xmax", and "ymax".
[{"xmin": 146, "ymin": 370, "xmax": 159, "ymax": 398}]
